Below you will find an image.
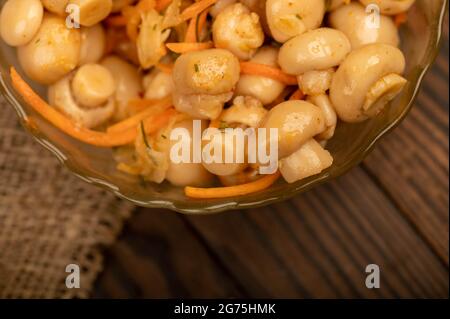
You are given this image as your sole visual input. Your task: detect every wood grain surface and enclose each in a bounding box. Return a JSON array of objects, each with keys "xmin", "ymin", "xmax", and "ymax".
[{"xmin": 93, "ymin": 24, "xmax": 449, "ymax": 299}]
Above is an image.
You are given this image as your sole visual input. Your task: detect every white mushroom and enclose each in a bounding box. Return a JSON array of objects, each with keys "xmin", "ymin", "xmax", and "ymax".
[
  {"xmin": 68, "ymin": 0, "xmax": 113, "ymax": 27},
  {"xmin": 172, "ymin": 49, "xmax": 240, "ymax": 120},
  {"xmin": 359, "ymin": 0, "xmax": 415, "ymax": 15},
  {"xmin": 279, "ymin": 139, "xmax": 333, "ymax": 183},
  {"xmin": 266, "ymin": 0, "xmax": 326, "ymax": 43},
  {"xmin": 327, "ymin": 0, "xmax": 351, "ymax": 11},
  {"xmin": 166, "ymin": 120, "xmax": 214, "ymax": 187},
  {"xmin": 236, "ymin": 46, "xmax": 286, "ymax": 105},
  {"xmin": 298, "ymin": 68, "xmax": 335, "ymax": 96},
  {"xmin": 210, "ymin": 0, "xmax": 237, "ymax": 18},
  {"xmin": 201, "ymin": 128, "xmax": 249, "ymax": 177},
  {"xmin": 221, "ymin": 96, "xmax": 268, "ymax": 128},
  {"xmin": 0, "ymin": 0, "xmax": 44, "ymax": 47},
  {"xmin": 48, "ymin": 72, "xmax": 115, "ymax": 129},
  {"xmin": 18, "ymin": 13, "xmax": 81, "ymax": 85},
  {"xmin": 329, "ymin": 2, "xmax": 400, "ymax": 49},
  {"xmin": 307, "ymin": 94, "xmax": 337, "ymax": 140},
  {"xmin": 240, "ymin": 0, "xmax": 270, "ymax": 34},
  {"xmin": 174, "ymin": 93, "xmax": 235, "ymax": 120},
  {"xmin": 71, "ymin": 64, "xmax": 116, "ymax": 108},
  {"xmin": 278, "ymin": 28, "xmax": 351, "ymax": 76},
  {"xmin": 41, "ymin": 0, "xmax": 69, "ymax": 16},
  {"xmin": 330, "ymin": 43, "xmax": 408, "ymax": 122},
  {"xmin": 260, "ymin": 100, "xmax": 326, "ymax": 159},
  {"xmin": 143, "ymin": 70, "xmax": 173, "ymax": 100},
  {"xmin": 212, "ymin": 3, "xmax": 264, "ymax": 60},
  {"xmin": 101, "ymin": 55, "xmax": 143, "ymax": 121},
  {"xmin": 79, "ymin": 24, "xmax": 106, "ymax": 66}
]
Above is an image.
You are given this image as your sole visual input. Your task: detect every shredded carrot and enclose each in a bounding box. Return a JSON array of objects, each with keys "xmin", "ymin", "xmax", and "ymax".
[
  {"xmin": 155, "ymin": 0, "xmax": 173, "ymax": 12},
  {"xmin": 156, "ymin": 62, "xmax": 174, "ymax": 74},
  {"xmin": 240, "ymin": 62, "xmax": 298, "ymax": 86},
  {"xmin": 107, "ymin": 96, "xmax": 172, "ymax": 133},
  {"xmin": 142, "ymin": 107, "xmax": 177, "ymax": 135},
  {"xmin": 127, "ymin": 98, "xmax": 160, "ymax": 113},
  {"xmin": 185, "ymin": 9, "xmax": 209, "ymax": 42},
  {"xmin": 123, "ymin": 0, "xmax": 157, "ymax": 41},
  {"xmin": 125, "ymin": 11, "xmax": 141, "ymax": 41},
  {"xmin": 394, "ymin": 12, "xmax": 408, "ymax": 27},
  {"xmin": 184, "ymin": 15, "xmax": 198, "ymax": 43},
  {"xmin": 105, "ymin": 15, "xmax": 128, "ymax": 27},
  {"xmin": 289, "ymin": 89, "xmax": 304, "ymax": 101},
  {"xmin": 180, "ymin": 0, "xmax": 217, "ymax": 22},
  {"xmin": 137, "ymin": 0, "xmax": 157, "ymax": 11},
  {"xmin": 185, "ymin": 171, "xmax": 281, "ymax": 199},
  {"xmin": 196, "ymin": 9, "xmax": 209, "ymax": 41},
  {"xmin": 10, "ymin": 67, "xmax": 174, "ymax": 147},
  {"xmin": 166, "ymin": 41, "xmax": 213, "ymax": 53}
]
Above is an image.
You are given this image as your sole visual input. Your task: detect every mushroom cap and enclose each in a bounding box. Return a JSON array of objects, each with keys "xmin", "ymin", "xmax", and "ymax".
[
  {"xmin": 236, "ymin": 46, "xmax": 286, "ymax": 105},
  {"xmin": 260, "ymin": 100, "xmax": 326, "ymax": 159},
  {"xmin": 266, "ymin": 0, "xmax": 326, "ymax": 43},
  {"xmin": 166, "ymin": 120, "xmax": 214, "ymax": 187},
  {"xmin": 329, "ymin": 2, "xmax": 400, "ymax": 49},
  {"xmin": 278, "ymin": 28, "xmax": 351, "ymax": 75},
  {"xmin": 0, "ymin": 0, "xmax": 44, "ymax": 47},
  {"xmin": 359, "ymin": 0, "xmax": 415, "ymax": 15},
  {"xmin": 69, "ymin": 0, "xmax": 113, "ymax": 27},
  {"xmin": 173, "ymin": 49, "xmax": 240, "ymax": 96},
  {"xmin": 330, "ymin": 43, "xmax": 406, "ymax": 122},
  {"xmin": 279, "ymin": 139, "xmax": 333, "ymax": 184},
  {"xmin": 48, "ymin": 74, "xmax": 115, "ymax": 129},
  {"xmin": 101, "ymin": 55, "xmax": 143, "ymax": 121},
  {"xmin": 18, "ymin": 13, "xmax": 81, "ymax": 85}
]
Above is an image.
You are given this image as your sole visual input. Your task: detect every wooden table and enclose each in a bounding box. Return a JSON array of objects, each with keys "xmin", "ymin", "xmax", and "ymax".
[{"xmin": 94, "ymin": 31, "xmax": 449, "ymax": 299}]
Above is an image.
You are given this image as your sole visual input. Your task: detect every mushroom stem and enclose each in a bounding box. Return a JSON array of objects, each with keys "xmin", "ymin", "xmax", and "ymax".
[{"xmin": 363, "ymin": 73, "xmax": 407, "ymax": 117}]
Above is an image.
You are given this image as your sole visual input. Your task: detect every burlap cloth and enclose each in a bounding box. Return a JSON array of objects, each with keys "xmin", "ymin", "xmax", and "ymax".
[{"xmin": 0, "ymin": 96, "xmax": 135, "ymax": 298}]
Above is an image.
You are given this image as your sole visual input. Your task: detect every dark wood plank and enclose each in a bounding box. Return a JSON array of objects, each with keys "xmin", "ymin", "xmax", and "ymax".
[
  {"xmin": 183, "ymin": 167, "xmax": 448, "ymax": 298},
  {"xmin": 93, "ymin": 210, "xmax": 243, "ymax": 298},
  {"xmin": 94, "ymin": 21, "xmax": 449, "ymax": 300}
]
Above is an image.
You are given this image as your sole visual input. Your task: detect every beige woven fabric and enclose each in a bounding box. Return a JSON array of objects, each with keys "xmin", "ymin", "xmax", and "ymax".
[{"xmin": 0, "ymin": 96, "xmax": 134, "ymax": 298}]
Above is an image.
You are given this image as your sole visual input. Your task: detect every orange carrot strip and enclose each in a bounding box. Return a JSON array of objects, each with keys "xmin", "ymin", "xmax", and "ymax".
[
  {"xmin": 180, "ymin": 0, "xmax": 217, "ymax": 22},
  {"xmin": 10, "ymin": 67, "xmax": 172, "ymax": 147},
  {"xmin": 142, "ymin": 107, "xmax": 177, "ymax": 134},
  {"xmin": 289, "ymin": 89, "xmax": 304, "ymax": 101},
  {"xmin": 123, "ymin": 0, "xmax": 156, "ymax": 41},
  {"xmin": 155, "ymin": 0, "xmax": 173, "ymax": 11},
  {"xmin": 239, "ymin": 62, "xmax": 298, "ymax": 86},
  {"xmin": 127, "ymin": 98, "xmax": 160, "ymax": 113},
  {"xmin": 185, "ymin": 15, "xmax": 198, "ymax": 43},
  {"xmin": 166, "ymin": 41, "xmax": 213, "ymax": 53},
  {"xmin": 196, "ymin": 9, "xmax": 209, "ymax": 40},
  {"xmin": 137, "ymin": 0, "xmax": 157, "ymax": 11},
  {"xmin": 107, "ymin": 96, "xmax": 172, "ymax": 133},
  {"xmin": 126, "ymin": 12, "xmax": 141, "ymax": 41},
  {"xmin": 185, "ymin": 8, "xmax": 208, "ymax": 43},
  {"xmin": 394, "ymin": 12, "xmax": 408, "ymax": 27},
  {"xmin": 185, "ymin": 171, "xmax": 281, "ymax": 199}
]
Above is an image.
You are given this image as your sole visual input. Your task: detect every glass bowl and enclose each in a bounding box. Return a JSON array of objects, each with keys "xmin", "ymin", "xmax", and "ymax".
[{"xmin": 0, "ymin": 0, "xmax": 447, "ymax": 214}]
